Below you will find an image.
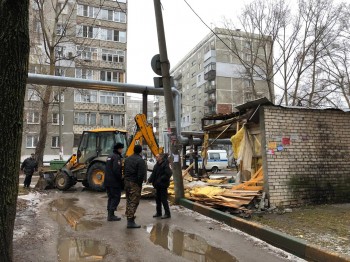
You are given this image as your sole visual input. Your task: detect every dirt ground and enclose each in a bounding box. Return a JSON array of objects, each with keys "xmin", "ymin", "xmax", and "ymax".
[{"xmin": 252, "ymin": 204, "xmax": 350, "ymax": 256}]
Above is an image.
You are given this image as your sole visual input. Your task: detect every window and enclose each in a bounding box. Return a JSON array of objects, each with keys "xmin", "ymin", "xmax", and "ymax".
[
  {"xmin": 192, "ymin": 106, "xmax": 196, "ymax": 112},
  {"xmin": 55, "ymin": 68, "xmax": 65, "ymax": 76},
  {"xmin": 244, "ymin": 79, "xmax": 252, "ymax": 88},
  {"xmin": 113, "ymin": 30, "xmax": 126, "ymax": 42},
  {"xmin": 197, "ymin": 75, "xmax": 201, "ymax": 82},
  {"xmin": 114, "ymin": 11, "xmax": 126, "ymax": 23},
  {"xmin": 245, "ymin": 53, "xmax": 252, "ymax": 62},
  {"xmin": 51, "ymin": 136, "xmax": 59, "ymax": 148},
  {"xmin": 245, "ymin": 41, "xmax": 251, "ymax": 49},
  {"xmin": 101, "ymin": 49, "xmax": 125, "ymax": 63},
  {"xmin": 76, "ymin": 46, "xmax": 97, "ymax": 61},
  {"xmin": 191, "ymin": 60, "xmax": 196, "ymax": 66},
  {"xmin": 74, "ymin": 112, "xmax": 96, "ymax": 125},
  {"xmin": 55, "ymin": 46, "xmax": 65, "ymax": 58},
  {"xmin": 28, "ymin": 88, "xmax": 40, "ymax": 101},
  {"xmin": 26, "ymin": 135, "xmax": 39, "ymax": 148},
  {"xmin": 99, "ymin": 91, "xmax": 125, "ymax": 105},
  {"xmin": 74, "ymin": 90, "xmax": 97, "ymax": 103},
  {"xmin": 100, "ymin": 71, "xmax": 124, "ymax": 83},
  {"xmin": 76, "ymin": 25, "xmax": 93, "ymax": 38},
  {"xmin": 52, "ymin": 90, "xmax": 64, "ymax": 103},
  {"xmin": 75, "ymin": 68, "xmax": 93, "ymax": 79},
  {"xmin": 52, "ymin": 113, "xmax": 64, "ymax": 125},
  {"xmin": 209, "ymin": 153, "xmax": 220, "ymax": 160},
  {"xmin": 100, "ymin": 114, "xmax": 124, "ymax": 127},
  {"xmin": 77, "ymin": 5, "xmax": 126, "ymax": 23},
  {"xmin": 27, "ymin": 112, "xmax": 40, "ymax": 124},
  {"xmin": 191, "ymin": 95, "xmax": 196, "ymax": 101},
  {"xmin": 191, "ymin": 72, "xmax": 196, "ymax": 78},
  {"xmin": 56, "ymin": 24, "xmax": 65, "ymax": 36},
  {"xmin": 76, "ymin": 25, "xmax": 126, "ymax": 43},
  {"xmin": 204, "ymin": 63, "xmax": 216, "ymax": 73}
]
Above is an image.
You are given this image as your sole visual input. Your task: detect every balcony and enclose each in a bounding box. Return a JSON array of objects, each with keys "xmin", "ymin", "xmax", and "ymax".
[
  {"xmin": 204, "ymin": 70, "xmax": 216, "ymax": 81},
  {"xmin": 174, "ymin": 72, "xmax": 182, "ymax": 80},
  {"xmin": 204, "ymin": 84, "xmax": 216, "ymax": 93},
  {"xmin": 204, "ymin": 98, "xmax": 216, "ymax": 107}
]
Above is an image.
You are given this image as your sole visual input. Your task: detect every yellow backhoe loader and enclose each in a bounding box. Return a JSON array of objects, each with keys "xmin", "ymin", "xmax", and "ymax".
[{"xmin": 37, "ymin": 114, "xmax": 163, "ymax": 191}]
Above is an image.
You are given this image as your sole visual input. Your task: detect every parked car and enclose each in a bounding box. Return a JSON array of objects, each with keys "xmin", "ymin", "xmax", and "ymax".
[
  {"xmin": 185, "ymin": 150, "xmax": 228, "ymax": 173},
  {"xmin": 146, "ymin": 158, "xmax": 156, "ymax": 171}
]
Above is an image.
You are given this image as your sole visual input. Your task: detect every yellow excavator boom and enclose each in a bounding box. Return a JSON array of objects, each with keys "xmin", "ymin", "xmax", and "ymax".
[{"xmin": 126, "ymin": 114, "xmax": 163, "ymax": 157}]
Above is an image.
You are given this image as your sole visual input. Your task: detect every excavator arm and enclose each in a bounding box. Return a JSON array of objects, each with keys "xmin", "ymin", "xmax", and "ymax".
[{"xmin": 126, "ymin": 114, "xmax": 163, "ymax": 157}]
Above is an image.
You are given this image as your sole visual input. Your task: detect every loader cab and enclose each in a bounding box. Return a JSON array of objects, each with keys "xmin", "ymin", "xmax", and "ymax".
[{"xmin": 77, "ymin": 128, "xmax": 127, "ymax": 164}]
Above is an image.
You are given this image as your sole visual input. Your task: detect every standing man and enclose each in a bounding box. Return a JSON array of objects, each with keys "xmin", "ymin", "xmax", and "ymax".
[
  {"xmin": 21, "ymin": 153, "xmax": 38, "ymax": 188},
  {"xmin": 148, "ymin": 153, "xmax": 172, "ymax": 219},
  {"xmin": 124, "ymin": 145, "xmax": 146, "ymax": 228},
  {"xmin": 104, "ymin": 142, "xmax": 124, "ymax": 222}
]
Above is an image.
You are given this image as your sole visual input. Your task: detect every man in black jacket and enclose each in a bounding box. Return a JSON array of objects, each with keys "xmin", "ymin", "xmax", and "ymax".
[
  {"xmin": 104, "ymin": 142, "xmax": 124, "ymax": 221},
  {"xmin": 21, "ymin": 153, "xmax": 38, "ymax": 188},
  {"xmin": 148, "ymin": 153, "xmax": 172, "ymax": 219},
  {"xmin": 124, "ymin": 145, "xmax": 146, "ymax": 228}
]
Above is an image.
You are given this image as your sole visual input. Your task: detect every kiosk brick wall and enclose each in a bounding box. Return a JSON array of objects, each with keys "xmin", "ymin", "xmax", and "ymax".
[{"xmin": 261, "ymin": 106, "xmax": 350, "ymax": 206}]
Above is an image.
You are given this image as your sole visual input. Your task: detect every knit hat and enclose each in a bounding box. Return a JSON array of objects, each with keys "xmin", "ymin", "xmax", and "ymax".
[
  {"xmin": 134, "ymin": 145, "xmax": 142, "ymax": 154},
  {"xmin": 114, "ymin": 142, "xmax": 124, "ymax": 151}
]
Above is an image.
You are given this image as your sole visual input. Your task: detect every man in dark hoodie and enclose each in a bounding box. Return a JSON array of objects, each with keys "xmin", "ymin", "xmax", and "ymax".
[
  {"xmin": 148, "ymin": 153, "xmax": 172, "ymax": 219},
  {"xmin": 104, "ymin": 142, "xmax": 124, "ymax": 221},
  {"xmin": 21, "ymin": 153, "xmax": 38, "ymax": 188},
  {"xmin": 124, "ymin": 145, "xmax": 146, "ymax": 228}
]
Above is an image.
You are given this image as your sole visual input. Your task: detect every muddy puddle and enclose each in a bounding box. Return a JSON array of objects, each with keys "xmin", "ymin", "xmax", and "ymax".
[
  {"xmin": 147, "ymin": 224, "xmax": 238, "ymax": 262},
  {"xmin": 49, "ymin": 198, "xmax": 102, "ymax": 231},
  {"xmin": 58, "ymin": 238, "xmax": 110, "ymax": 261}
]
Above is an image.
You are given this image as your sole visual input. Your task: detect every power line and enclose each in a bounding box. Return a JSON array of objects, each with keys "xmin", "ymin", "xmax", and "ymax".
[{"xmin": 182, "ymin": 0, "xmax": 236, "ymax": 54}]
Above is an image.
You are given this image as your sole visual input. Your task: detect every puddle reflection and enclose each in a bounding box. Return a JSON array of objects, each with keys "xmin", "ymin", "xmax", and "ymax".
[
  {"xmin": 149, "ymin": 224, "xmax": 238, "ymax": 262},
  {"xmin": 49, "ymin": 198, "xmax": 102, "ymax": 231},
  {"xmin": 58, "ymin": 238, "xmax": 109, "ymax": 261}
]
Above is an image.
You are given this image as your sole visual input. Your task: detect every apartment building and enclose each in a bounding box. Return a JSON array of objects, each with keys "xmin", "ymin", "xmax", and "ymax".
[
  {"xmin": 22, "ymin": 0, "xmax": 127, "ymax": 161},
  {"xmin": 156, "ymin": 28, "xmax": 273, "ymax": 147},
  {"xmin": 125, "ymin": 95, "xmax": 155, "ymax": 133}
]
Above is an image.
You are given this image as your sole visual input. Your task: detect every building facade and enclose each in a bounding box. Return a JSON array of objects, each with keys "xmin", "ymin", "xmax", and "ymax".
[
  {"xmin": 22, "ymin": 0, "xmax": 128, "ymax": 162},
  {"xmin": 156, "ymin": 28, "xmax": 273, "ymax": 147},
  {"xmin": 125, "ymin": 95, "xmax": 155, "ymax": 133}
]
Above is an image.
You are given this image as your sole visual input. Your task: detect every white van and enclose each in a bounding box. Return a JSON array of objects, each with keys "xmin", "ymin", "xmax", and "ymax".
[{"xmin": 186, "ymin": 150, "xmax": 228, "ymax": 173}]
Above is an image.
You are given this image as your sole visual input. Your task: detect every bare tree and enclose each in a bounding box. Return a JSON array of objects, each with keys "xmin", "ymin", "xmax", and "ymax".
[
  {"xmin": 0, "ymin": 1, "xmax": 30, "ymax": 260},
  {"xmin": 223, "ymin": 0, "xmax": 347, "ymax": 107},
  {"xmin": 29, "ymin": 0, "xmax": 110, "ymax": 165}
]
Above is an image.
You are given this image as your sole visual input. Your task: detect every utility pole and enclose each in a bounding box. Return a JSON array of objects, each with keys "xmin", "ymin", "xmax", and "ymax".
[{"xmin": 153, "ymin": 0, "xmax": 184, "ymax": 202}]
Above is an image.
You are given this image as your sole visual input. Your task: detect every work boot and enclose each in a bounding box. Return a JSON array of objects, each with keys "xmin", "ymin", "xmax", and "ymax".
[
  {"xmin": 153, "ymin": 213, "xmax": 162, "ymax": 218},
  {"xmin": 107, "ymin": 210, "xmax": 121, "ymax": 222},
  {"xmin": 127, "ymin": 218, "xmax": 141, "ymax": 228},
  {"xmin": 161, "ymin": 213, "xmax": 171, "ymax": 219}
]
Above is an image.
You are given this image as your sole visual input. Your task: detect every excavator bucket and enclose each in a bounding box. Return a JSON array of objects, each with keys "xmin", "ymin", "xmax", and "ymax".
[{"xmin": 35, "ymin": 171, "xmax": 56, "ymax": 190}]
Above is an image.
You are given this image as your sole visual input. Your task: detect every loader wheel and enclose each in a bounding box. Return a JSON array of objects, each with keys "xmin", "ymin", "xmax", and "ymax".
[
  {"xmin": 82, "ymin": 181, "xmax": 89, "ymax": 188},
  {"xmin": 87, "ymin": 162, "xmax": 106, "ymax": 192},
  {"xmin": 55, "ymin": 171, "xmax": 72, "ymax": 191}
]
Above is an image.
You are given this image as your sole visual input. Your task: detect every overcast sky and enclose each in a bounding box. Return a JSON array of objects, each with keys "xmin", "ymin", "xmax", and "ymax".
[{"xmin": 126, "ymin": 0, "xmax": 249, "ymax": 87}]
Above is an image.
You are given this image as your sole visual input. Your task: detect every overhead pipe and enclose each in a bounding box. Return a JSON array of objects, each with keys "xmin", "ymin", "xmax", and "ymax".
[{"xmin": 27, "ymin": 74, "xmax": 231, "ymax": 146}]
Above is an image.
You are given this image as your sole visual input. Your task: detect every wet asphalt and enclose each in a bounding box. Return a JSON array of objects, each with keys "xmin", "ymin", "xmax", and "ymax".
[{"xmin": 13, "ymin": 181, "xmax": 305, "ymax": 262}]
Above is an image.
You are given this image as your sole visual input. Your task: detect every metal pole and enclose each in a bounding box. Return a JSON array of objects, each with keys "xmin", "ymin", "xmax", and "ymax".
[
  {"xmin": 153, "ymin": 0, "xmax": 184, "ymax": 202},
  {"xmin": 142, "ymin": 91, "xmax": 148, "ymax": 117},
  {"xmin": 58, "ymin": 87, "xmax": 63, "ymax": 160}
]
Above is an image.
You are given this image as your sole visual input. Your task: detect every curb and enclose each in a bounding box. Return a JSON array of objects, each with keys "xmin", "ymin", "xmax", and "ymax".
[{"xmin": 173, "ymin": 197, "xmax": 350, "ymax": 262}]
